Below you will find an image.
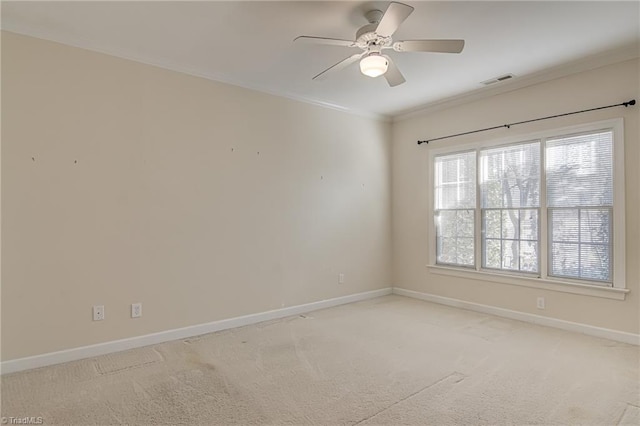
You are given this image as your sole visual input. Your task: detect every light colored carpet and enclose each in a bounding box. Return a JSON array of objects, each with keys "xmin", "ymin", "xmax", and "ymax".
[{"xmin": 1, "ymin": 295, "xmax": 638, "ymax": 425}]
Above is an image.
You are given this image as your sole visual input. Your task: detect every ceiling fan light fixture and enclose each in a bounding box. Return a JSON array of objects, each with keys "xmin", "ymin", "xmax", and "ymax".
[
  {"xmin": 359, "ymin": 54, "xmax": 388, "ymax": 78},
  {"xmin": 296, "ymin": 2, "xmax": 464, "ymax": 86}
]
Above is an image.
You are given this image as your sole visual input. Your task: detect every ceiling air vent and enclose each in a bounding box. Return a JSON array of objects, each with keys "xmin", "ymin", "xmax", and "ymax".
[{"xmin": 481, "ymin": 73, "xmax": 515, "ymax": 86}]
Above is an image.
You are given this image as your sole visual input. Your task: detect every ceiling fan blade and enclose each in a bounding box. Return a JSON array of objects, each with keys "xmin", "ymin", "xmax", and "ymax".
[
  {"xmin": 312, "ymin": 53, "xmax": 364, "ymax": 81},
  {"xmin": 393, "ymin": 39, "xmax": 465, "ymax": 53},
  {"xmin": 383, "ymin": 56, "xmax": 406, "ymax": 87},
  {"xmin": 375, "ymin": 2, "xmax": 414, "ymax": 37},
  {"xmin": 294, "ymin": 36, "xmax": 356, "ymax": 48}
]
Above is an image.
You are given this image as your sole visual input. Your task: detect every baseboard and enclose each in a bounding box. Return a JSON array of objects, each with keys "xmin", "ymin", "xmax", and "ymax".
[
  {"xmin": 1, "ymin": 287, "xmax": 392, "ymax": 375},
  {"xmin": 393, "ymin": 287, "xmax": 640, "ymax": 346}
]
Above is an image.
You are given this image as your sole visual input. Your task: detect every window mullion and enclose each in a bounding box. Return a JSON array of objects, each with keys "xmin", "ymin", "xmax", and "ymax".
[
  {"xmin": 540, "ymin": 137, "xmax": 548, "ymax": 280},
  {"xmin": 578, "ymin": 208, "xmax": 582, "ymax": 277},
  {"xmin": 475, "ymin": 148, "xmax": 481, "ymax": 271}
]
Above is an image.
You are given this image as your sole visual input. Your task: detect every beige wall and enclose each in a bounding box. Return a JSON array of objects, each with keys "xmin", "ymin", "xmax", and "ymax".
[
  {"xmin": 392, "ymin": 58, "xmax": 640, "ymax": 334},
  {"xmin": 1, "ymin": 32, "xmax": 392, "ymax": 360},
  {"xmin": 2, "ymin": 31, "xmax": 638, "ymax": 363}
]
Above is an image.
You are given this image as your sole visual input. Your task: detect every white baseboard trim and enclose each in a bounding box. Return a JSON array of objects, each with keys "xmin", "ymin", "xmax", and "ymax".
[
  {"xmin": 1, "ymin": 287, "xmax": 392, "ymax": 375},
  {"xmin": 393, "ymin": 287, "xmax": 640, "ymax": 346}
]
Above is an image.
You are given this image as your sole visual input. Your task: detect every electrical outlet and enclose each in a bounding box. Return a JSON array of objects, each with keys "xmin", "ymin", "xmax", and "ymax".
[
  {"xmin": 339, "ymin": 273, "xmax": 345, "ymax": 284},
  {"xmin": 93, "ymin": 305, "xmax": 105, "ymax": 321},
  {"xmin": 536, "ymin": 297, "xmax": 545, "ymax": 310},
  {"xmin": 131, "ymin": 303, "xmax": 142, "ymax": 318}
]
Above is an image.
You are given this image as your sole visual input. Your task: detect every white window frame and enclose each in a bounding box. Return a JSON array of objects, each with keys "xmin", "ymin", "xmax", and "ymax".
[
  {"xmin": 426, "ymin": 118, "xmax": 627, "ymax": 300},
  {"xmin": 434, "ymin": 150, "xmax": 477, "ymax": 268}
]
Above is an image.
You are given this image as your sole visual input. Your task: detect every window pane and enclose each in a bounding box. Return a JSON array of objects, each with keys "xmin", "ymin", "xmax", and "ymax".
[
  {"xmin": 484, "ymin": 239, "xmax": 501, "ymax": 269},
  {"xmin": 457, "ymin": 237, "xmax": 475, "ymax": 266},
  {"xmin": 436, "ymin": 210, "xmax": 474, "ymax": 238},
  {"xmin": 482, "ymin": 207, "xmax": 539, "ymax": 273},
  {"xmin": 549, "ymin": 208, "xmax": 612, "ymax": 283},
  {"xmin": 520, "ymin": 241, "xmax": 538, "ymax": 272},
  {"xmin": 580, "ymin": 209, "xmax": 610, "ymax": 244},
  {"xmin": 435, "ymin": 151, "xmax": 476, "ymax": 209},
  {"xmin": 437, "ymin": 237, "xmax": 475, "ymax": 266},
  {"xmin": 436, "ymin": 210, "xmax": 474, "ymax": 266},
  {"xmin": 520, "ymin": 210, "xmax": 538, "ymax": 241},
  {"xmin": 501, "ymin": 240, "xmax": 520, "ymax": 270},
  {"xmin": 580, "ymin": 244, "xmax": 610, "ymax": 281},
  {"xmin": 546, "ymin": 131, "xmax": 613, "ymax": 208},
  {"xmin": 480, "ymin": 141, "xmax": 540, "ymax": 208},
  {"xmin": 437, "ymin": 237, "xmax": 457, "ymax": 264},
  {"xmin": 501, "ymin": 209, "xmax": 519, "ymax": 239},
  {"xmin": 436, "ymin": 210, "xmax": 456, "ymax": 237},
  {"xmin": 551, "ymin": 209, "xmax": 579, "ymax": 243},
  {"xmin": 551, "ymin": 242, "xmax": 580, "ymax": 278},
  {"xmin": 484, "ymin": 210, "xmax": 501, "ymax": 239}
]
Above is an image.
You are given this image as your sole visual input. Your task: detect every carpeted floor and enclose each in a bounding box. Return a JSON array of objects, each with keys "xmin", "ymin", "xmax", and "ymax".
[{"xmin": 1, "ymin": 295, "xmax": 639, "ymax": 425}]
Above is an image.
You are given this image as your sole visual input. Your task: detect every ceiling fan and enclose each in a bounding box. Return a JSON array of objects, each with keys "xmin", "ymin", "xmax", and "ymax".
[{"xmin": 294, "ymin": 2, "xmax": 465, "ymax": 87}]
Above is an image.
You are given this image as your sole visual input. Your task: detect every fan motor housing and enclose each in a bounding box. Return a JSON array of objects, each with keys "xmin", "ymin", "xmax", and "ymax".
[
  {"xmin": 355, "ymin": 24, "xmax": 392, "ymax": 49},
  {"xmin": 356, "ymin": 24, "xmax": 378, "ymax": 43},
  {"xmin": 364, "ymin": 9, "xmax": 383, "ymax": 24},
  {"xmin": 355, "ymin": 9, "xmax": 393, "ymax": 49}
]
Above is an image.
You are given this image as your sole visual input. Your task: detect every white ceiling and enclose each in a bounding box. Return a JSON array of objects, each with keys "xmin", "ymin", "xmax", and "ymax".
[{"xmin": 2, "ymin": 1, "xmax": 639, "ymax": 119}]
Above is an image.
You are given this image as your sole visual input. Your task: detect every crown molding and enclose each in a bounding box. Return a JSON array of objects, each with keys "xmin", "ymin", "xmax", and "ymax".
[
  {"xmin": 2, "ymin": 22, "xmax": 635, "ymax": 124},
  {"xmin": 0, "ymin": 27, "xmax": 391, "ymax": 123},
  {"xmin": 393, "ymin": 44, "xmax": 640, "ymax": 122}
]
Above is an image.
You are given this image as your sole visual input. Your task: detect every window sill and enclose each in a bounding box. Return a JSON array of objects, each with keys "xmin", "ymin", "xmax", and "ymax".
[{"xmin": 427, "ymin": 265, "xmax": 629, "ymax": 300}]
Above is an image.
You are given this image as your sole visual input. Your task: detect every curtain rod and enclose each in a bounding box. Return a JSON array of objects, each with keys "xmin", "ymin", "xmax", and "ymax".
[{"xmin": 416, "ymin": 99, "xmax": 636, "ymax": 145}]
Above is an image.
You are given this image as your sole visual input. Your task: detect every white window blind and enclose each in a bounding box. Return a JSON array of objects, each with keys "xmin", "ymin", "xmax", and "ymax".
[
  {"xmin": 480, "ymin": 141, "xmax": 540, "ymax": 272},
  {"xmin": 546, "ymin": 131, "xmax": 614, "ymax": 282},
  {"xmin": 434, "ymin": 151, "xmax": 476, "ymax": 267}
]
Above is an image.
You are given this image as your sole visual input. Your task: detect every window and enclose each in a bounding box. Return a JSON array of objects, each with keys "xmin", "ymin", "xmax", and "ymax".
[
  {"xmin": 434, "ymin": 151, "xmax": 476, "ymax": 267},
  {"xmin": 429, "ymin": 120, "xmax": 625, "ymax": 290},
  {"xmin": 546, "ymin": 131, "xmax": 613, "ymax": 282},
  {"xmin": 480, "ymin": 141, "xmax": 540, "ymax": 273}
]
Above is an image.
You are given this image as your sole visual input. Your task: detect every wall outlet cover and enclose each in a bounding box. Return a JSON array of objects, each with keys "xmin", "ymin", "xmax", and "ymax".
[
  {"xmin": 131, "ymin": 303, "xmax": 142, "ymax": 318},
  {"xmin": 93, "ymin": 305, "xmax": 105, "ymax": 321}
]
